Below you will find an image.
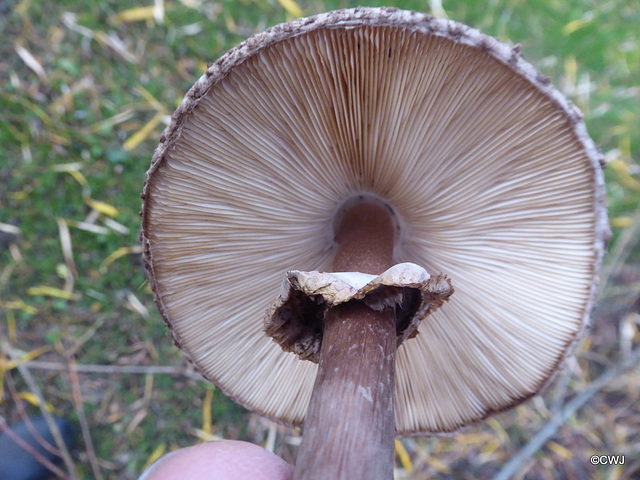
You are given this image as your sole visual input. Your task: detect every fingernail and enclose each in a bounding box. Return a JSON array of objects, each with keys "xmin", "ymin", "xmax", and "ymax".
[{"xmin": 137, "ymin": 449, "xmax": 181, "ymax": 480}]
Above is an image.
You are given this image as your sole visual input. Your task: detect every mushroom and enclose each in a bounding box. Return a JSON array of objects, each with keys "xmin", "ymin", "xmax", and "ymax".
[{"xmin": 141, "ymin": 7, "xmax": 608, "ymax": 480}]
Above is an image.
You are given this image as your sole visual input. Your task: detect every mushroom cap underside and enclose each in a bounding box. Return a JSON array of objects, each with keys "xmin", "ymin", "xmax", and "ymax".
[{"xmin": 141, "ymin": 7, "xmax": 608, "ymax": 435}]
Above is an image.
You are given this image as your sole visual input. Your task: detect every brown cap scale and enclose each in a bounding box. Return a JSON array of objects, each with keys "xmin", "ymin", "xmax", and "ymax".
[{"xmin": 141, "ymin": 7, "xmax": 608, "ymax": 479}]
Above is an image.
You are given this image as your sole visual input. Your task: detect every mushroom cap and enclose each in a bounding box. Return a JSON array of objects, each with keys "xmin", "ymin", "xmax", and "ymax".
[{"xmin": 141, "ymin": 7, "xmax": 608, "ymax": 434}]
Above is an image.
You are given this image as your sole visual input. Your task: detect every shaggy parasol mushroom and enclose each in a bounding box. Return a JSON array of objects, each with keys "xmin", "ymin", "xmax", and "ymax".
[{"xmin": 141, "ymin": 7, "xmax": 608, "ymax": 480}]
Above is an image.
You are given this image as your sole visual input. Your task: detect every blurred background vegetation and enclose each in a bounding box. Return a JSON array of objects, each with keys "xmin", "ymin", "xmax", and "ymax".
[{"xmin": 1, "ymin": 0, "xmax": 639, "ymax": 478}]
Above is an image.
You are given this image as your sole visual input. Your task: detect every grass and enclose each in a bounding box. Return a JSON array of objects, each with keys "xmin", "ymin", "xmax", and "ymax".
[{"xmin": 1, "ymin": 0, "xmax": 639, "ymax": 478}]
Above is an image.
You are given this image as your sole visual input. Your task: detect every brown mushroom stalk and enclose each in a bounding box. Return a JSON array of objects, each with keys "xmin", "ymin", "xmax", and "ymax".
[
  {"xmin": 266, "ymin": 200, "xmax": 454, "ymax": 478},
  {"xmin": 331, "ymin": 202, "xmax": 394, "ymax": 274},
  {"xmin": 294, "ymin": 202, "xmax": 397, "ymax": 479},
  {"xmin": 297, "ymin": 303, "xmax": 396, "ymax": 479}
]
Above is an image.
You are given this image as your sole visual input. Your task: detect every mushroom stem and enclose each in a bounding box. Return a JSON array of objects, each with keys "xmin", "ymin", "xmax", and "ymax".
[
  {"xmin": 332, "ymin": 201, "xmax": 395, "ymax": 273},
  {"xmin": 294, "ymin": 202, "xmax": 396, "ymax": 480}
]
